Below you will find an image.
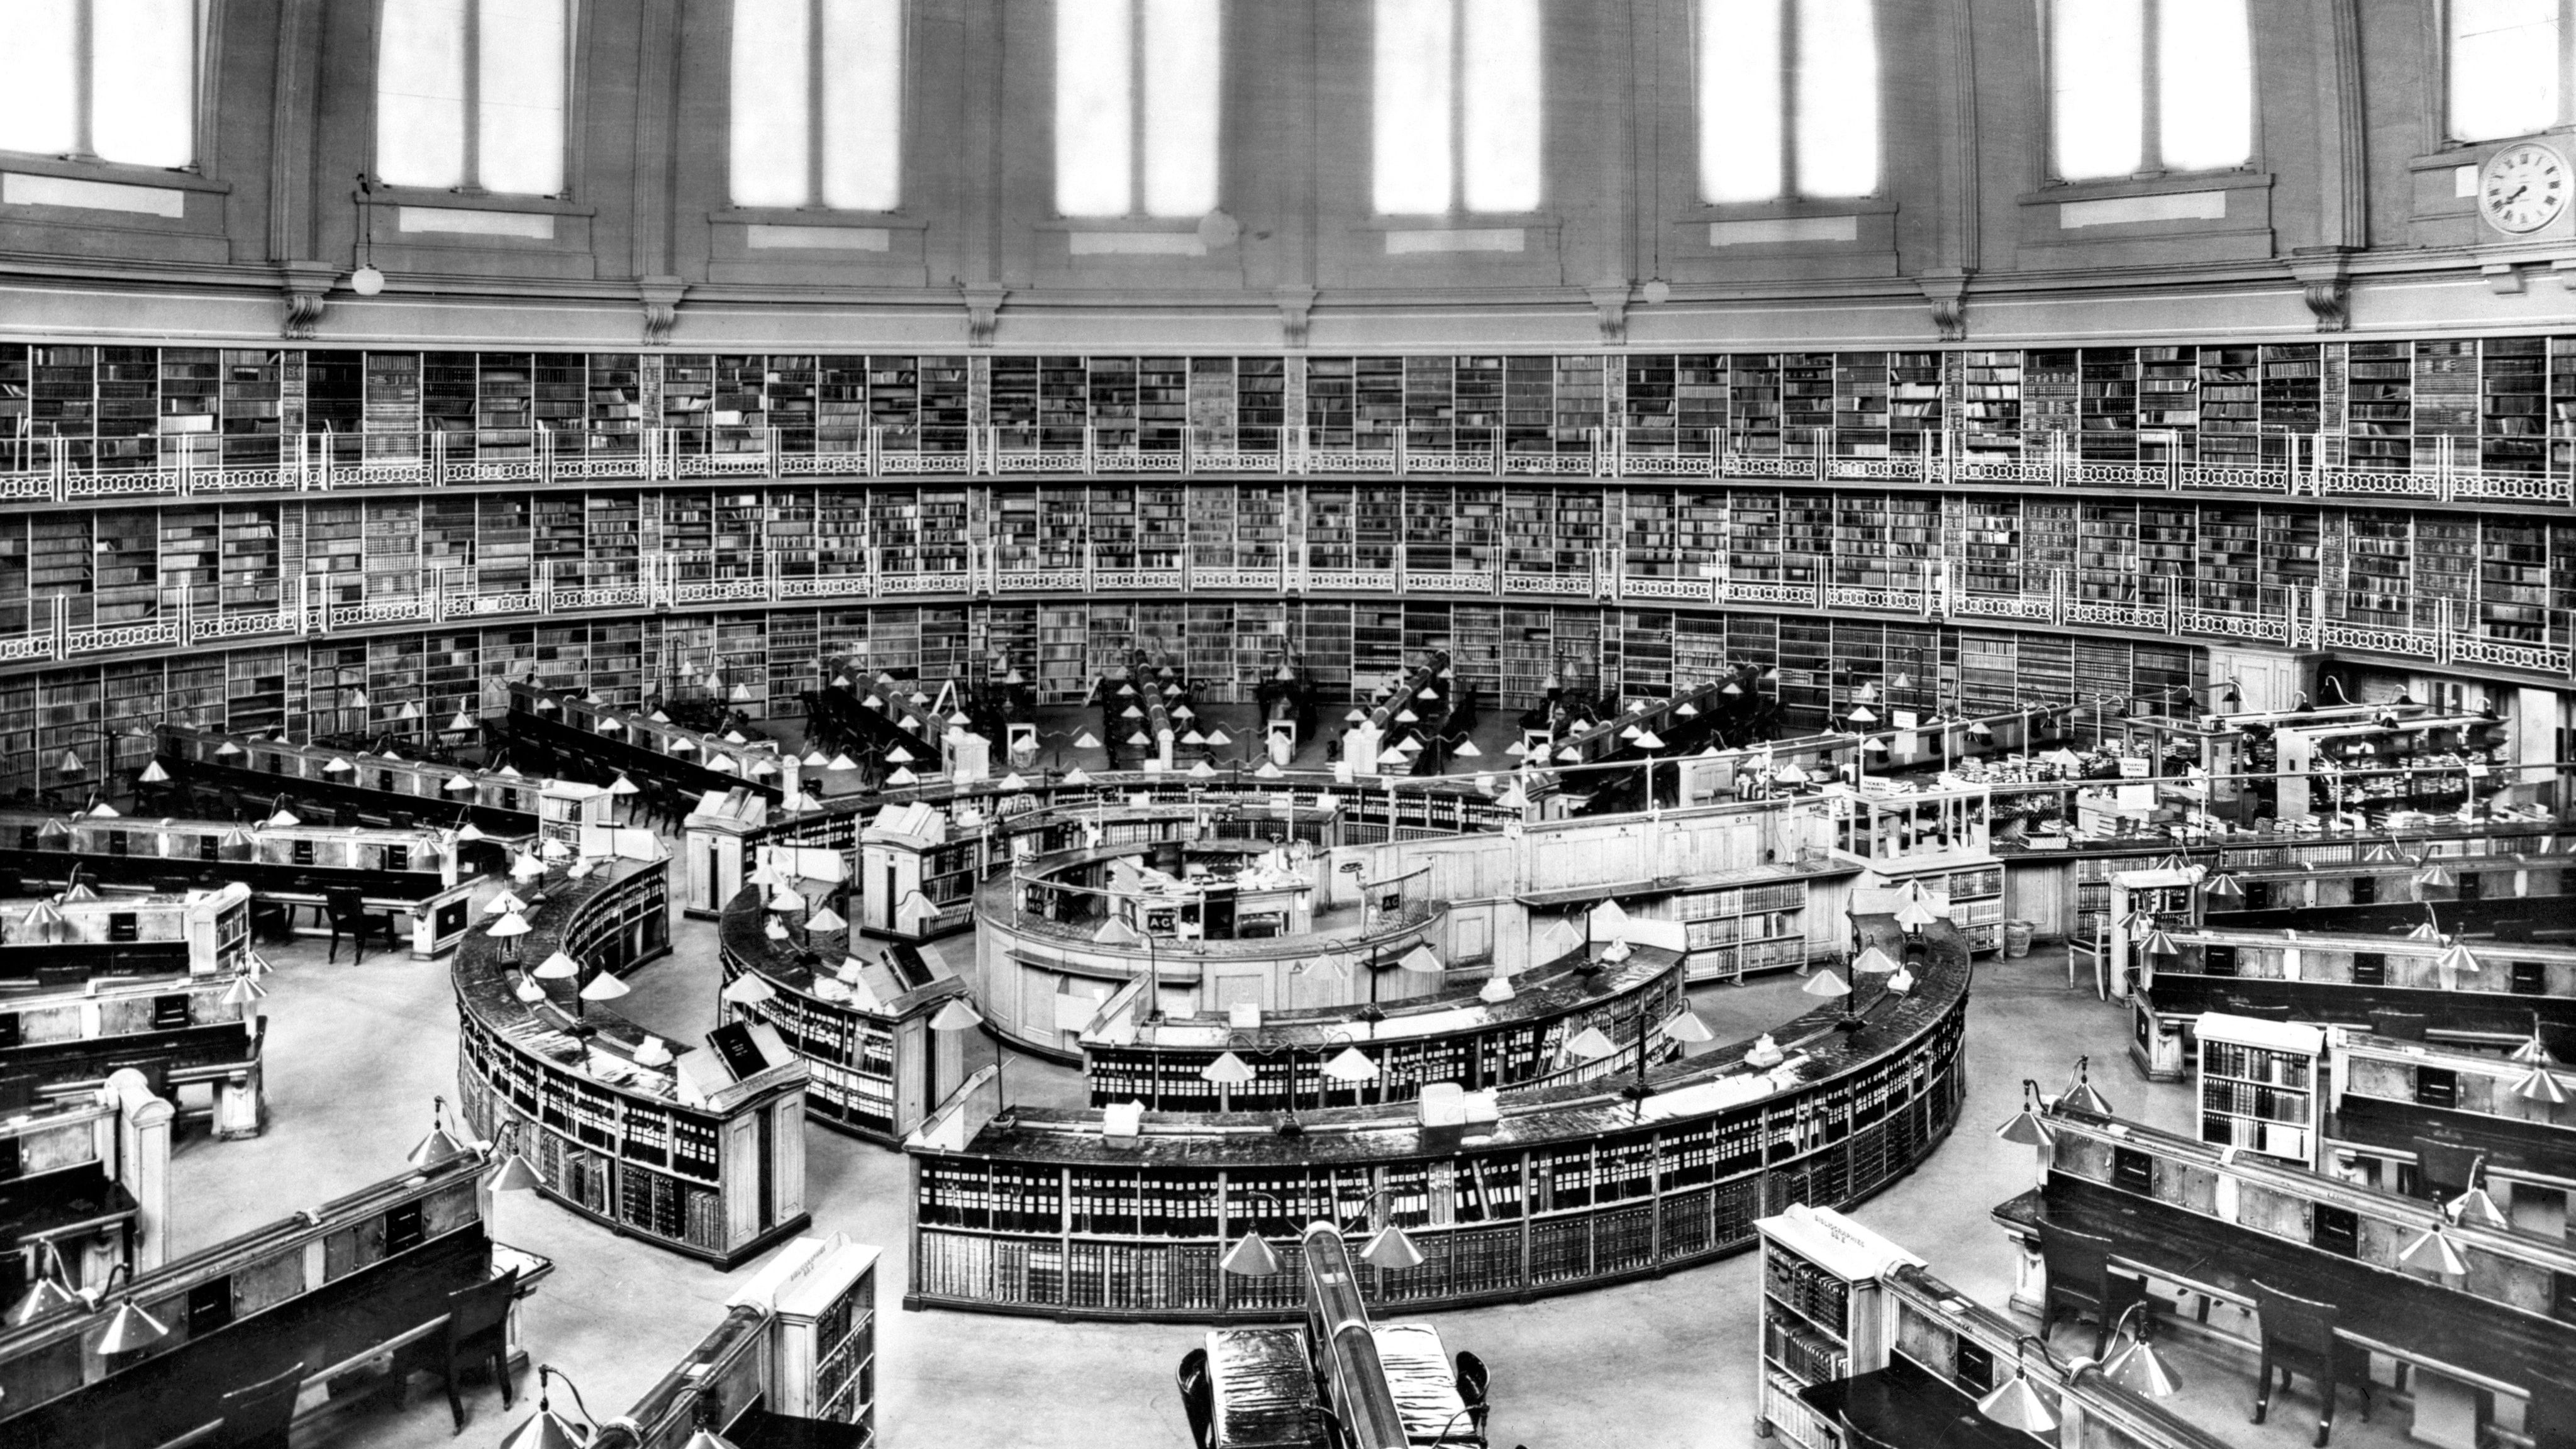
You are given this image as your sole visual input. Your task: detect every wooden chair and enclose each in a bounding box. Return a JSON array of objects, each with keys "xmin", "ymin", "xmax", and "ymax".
[
  {"xmin": 2251, "ymin": 1277, "xmax": 2371, "ymax": 1447},
  {"xmin": 433, "ymin": 1267, "xmax": 519, "ymax": 1433},
  {"xmin": 325, "ymin": 889, "xmax": 399, "ymax": 965},
  {"xmin": 2412, "ymin": 1141, "xmax": 2484, "ymax": 1205},
  {"xmin": 1175, "ymin": 1346, "xmax": 1213, "ymax": 1449},
  {"xmin": 2038, "ymin": 1223, "xmax": 2146, "ymax": 1360},
  {"xmin": 1455, "ymin": 1348, "xmax": 1491, "ymax": 1439},
  {"xmin": 216, "ymin": 1359, "xmax": 306, "ymax": 1449}
]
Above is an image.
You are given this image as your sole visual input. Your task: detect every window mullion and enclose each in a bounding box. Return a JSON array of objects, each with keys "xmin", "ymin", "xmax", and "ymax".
[
  {"xmin": 462, "ymin": 0, "xmax": 484, "ymax": 190},
  {"xmin": 1452, "ymin": 0, "xmax": 1468, "ymax": 212},
  {"xmin": 1780, "ymin": 0, "xmax": 1801, "ymax": 199},
  {"xmin": 1131, "ymin": 0, "xmax": 1148, "ymax": 218},
  {"xmin": 2139, "ymin": 0, "xmax": 2163, "ymax": 174},
  {"xmin": 809, "ymin": 0, "xmax": 828, "ymax": 207},
  {"xmin": 74, "ymin": 0, "xmax": 97, "ymax": 159}
]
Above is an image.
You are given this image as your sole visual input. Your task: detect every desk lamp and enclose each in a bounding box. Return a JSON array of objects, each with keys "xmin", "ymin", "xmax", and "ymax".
[
  {"xmin": 486, "ymin": 1122, "xmax": 543, "ymax": 1192},
  {"xmin": 502, "ymin": 1365, "xmax": 599, "ymax": 1449},
  {"xmin": 91, "ymin": 1264, "xmax": 169, "ymax": 1355},
  {"xmin": 2058, "ymin": 1056, "xmax": 2114, "ymax": 1117},
  {"xmin": 2097, "ymin": 1304, "xmax": 2180, "ymax": 1398},
  {"xmin": 1218, "ymin": 1189, "xmax": 1292, "ymax": 1277},
  {"xmin": 1975, "ymin": 1335, "xmax": 2060, "ymax": 1432},
  {"xmin": 2399, "ymin": 1208, "xmax": 2472, "ymax": 1276},
  {"xmin": 406, "ymin": 1095, "xmax": 472, "ymax": 1170},
  {"xmin": 9, "ymin": 1243, "xmax": 78, "ymax": 1325},
  {"xmin": 1996, "ymin": 1080, "xmax": 2054, "ymax": 1147}
]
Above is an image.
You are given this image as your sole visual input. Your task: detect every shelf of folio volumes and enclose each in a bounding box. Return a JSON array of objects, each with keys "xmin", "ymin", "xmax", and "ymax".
[
  {"xmin": 1078, "ymin": 942, "xmax": 1687, "ymax": 1112},
  {"xmin": 714, "ymin": 884, "xmax": 974, "ymax": 1146},
  {"xmin": 453, "ymin": 857, "xmax": 812, "ymax": 1268},
  {"xmin": 903, "ymin": 918, "xmax": 1969, "ymax": 1321}
]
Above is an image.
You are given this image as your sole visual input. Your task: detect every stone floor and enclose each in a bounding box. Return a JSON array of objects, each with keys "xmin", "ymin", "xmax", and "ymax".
[
  {"xmin": 153, "ymin": 706, "xmax": 2434, "ymax": 1447},
  {"xmin": 177, "ymin": 904, "xmax": 2429, "ymax": 1449}
]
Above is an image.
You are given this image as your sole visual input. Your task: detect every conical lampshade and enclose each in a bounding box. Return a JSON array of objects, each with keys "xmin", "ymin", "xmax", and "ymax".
[
  {"xmin": 487, "ymin": 1149, "xmax": 543, "ymax": 1192},
  {"xmin": 96, "ymin": 1297, "xmax": 170, "ymax": 1354},
  {"xmin": 683, "ymin": 1429, "xmax": 743, "ymax": 1449},
  {"xmin": 1852, "ymin": 946, "xmax": 1902, "ymax": 975},
  {"xmin": 1564, "ymin": 1026, "xmax": 1618, "ymax": 1061},
  {"xmin": 1975, "ymin": 1372, "xmax": 2058, "ymax": 1432},
  {"xmin": 2400, "ymin": 1221, "xmax": 2470, "ymax": 1275},
  {"xmin": 2448, "ymin": 1184, "xmax": 2510, "ymax": 1231},
  {"xmin": 220, "ymin": 974, "xmax": 267, "ymax": 1007},
  {"xmin": 10, "ymin": 1275, "xmax": 77, "ymax": 1326},
  {"xmin": 2102, "ymin": 1337, "xmax": 2179, "ymax": 1398},
  {"xmin": 1361, "ymin": 1224, "xmax": 1426, "ymax": 1272},
  {"xmin": 499, "ymin": 1408, "xmax": 588, "ymax": 1449},
  {"xmin": 1200, "ymin": 1051, "xmax": 1257, "ymax": 1086},
  {"xmin": 2201, "ymin": 872, "xmax": 2245, "ymax": 901},
  {"xmin": 2515, "ymin": 1064, "xmax": 2568, "ymax": 1104},
  {"xmin": 1324, "ymin": 1046, "xmax": 1380, "ymax": 1082},
  {"xmin": 721, "ymin": 972, "xmax": 779, "ymax": 1006},
  {"xmin": 533, "ymin": 950, "xmax": 581, "ymax": 980},
  {"xmin": 2436, "ymin": 941, "xmax": 2482, "ymax": 975},
  {"xmin": 1661, "ymin": 1009, "xmax": 1717, "ymax": 1045},
  {"xmin": 1219, "ymin": 1232, "xmax": 1284, "ymax": 1277},
  {"xmin": 578, "ymin": 972, "xmax": 630, "ymax": 1002},
  {"xmin": 407, "ymin": 1121, "xmax": 472, "ymax": 1170},
  {"xmin": 1997, "ymin": 1081, "xmax": 2055, "ymax": 1146},
  {"xmin": 1802, "ymin": 969, "xmax": 1851, "ymax": 1001}
]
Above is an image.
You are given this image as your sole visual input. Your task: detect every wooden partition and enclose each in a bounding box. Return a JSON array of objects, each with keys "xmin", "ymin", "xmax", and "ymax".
[
  {"xmin": 155, "ymin": 723, "xmax": 541, "ymax": 838},
  {"xmin": 0, "ymin": 1154, "xmax": 551, "ymax": 1446},
  {"xmin": 901, "ymin": 916, "xmax": 1967, "ymax": 1321},
  {"xmin": 0, "ymin": 1072, "xmax": 172, "ymax": 1307}
]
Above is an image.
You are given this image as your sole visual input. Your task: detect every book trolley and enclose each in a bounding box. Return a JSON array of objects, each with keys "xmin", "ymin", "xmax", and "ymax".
[{"xmin": 452, "ymin": 855, "xmax": 813, "ymax": 1267}]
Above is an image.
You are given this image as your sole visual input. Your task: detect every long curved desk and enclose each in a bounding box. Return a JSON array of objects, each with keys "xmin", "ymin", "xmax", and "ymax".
[
  {"xmin": 902, "ymin": 916, "xmax": 1969, "ymax": 1321},
  {"xmin": 452, "ymin": 856, "xmax": 813, "ymax": 1268}
]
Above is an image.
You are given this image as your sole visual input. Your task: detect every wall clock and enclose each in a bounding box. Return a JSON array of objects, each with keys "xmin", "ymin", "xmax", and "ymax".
[{"xmin": 2480, "ymin": 141, "xmax": 2569, "ymax": 235}]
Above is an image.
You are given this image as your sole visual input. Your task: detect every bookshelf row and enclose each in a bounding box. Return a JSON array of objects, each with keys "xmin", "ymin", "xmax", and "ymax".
[
  {"xmin": 0, "ymin": 607, "xmax": 2213, "ymax": 784},
  {"xmin": 20, "ymin": 338, "xmax": 2576, "ymax": 472},
  {"xmin": 5, "ymin": 488, "xmax": 2568, "ymax": 643}
]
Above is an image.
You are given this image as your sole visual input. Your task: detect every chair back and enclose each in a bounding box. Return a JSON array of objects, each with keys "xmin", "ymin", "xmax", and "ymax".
[
  {"xmin": 2038, "ymin": 1223, "xmax": 2116, "ymax": 1300},
  {"xmin": 2370, "ymin": 1011, "xmax": 2428, "ymax": 1041},
  {"xmin": 2252, "ymin": 1278, "xmax": 2340, "ymax": 1374},
  {"xmin": 217, "ymin": 1358, "xmax": 306, "ymax": 1449},
  {"xmin": 1176, "ymin": 1347, "xmax": 1213, "ymax": 1449},
  {"xmin": 446, "ymin": 1267, "xmax": 519, "ymax": 1349},
  {"xmin": 1455, "ymin": 1349, "xmax": 1489, "ymax": 1407},
  {"xmin": 2413, "ymin": 1140, "xmax": 2484, "ymax": 1201}
]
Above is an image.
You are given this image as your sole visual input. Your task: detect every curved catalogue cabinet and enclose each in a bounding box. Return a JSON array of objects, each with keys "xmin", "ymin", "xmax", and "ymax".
[
  {"xmin": 902, "ymin": 918, "xmax": 1968, "ymax": 1321},
  {"xmin": 453, "ymin": 857, "xmax": 814, "ymax": 1268},
  {"xmin": 717, "ymin": 885, "xmax": 977, "ymax": 1146},
  {"xmin": 1078, "ymin": 943, "xmax": 1688, "ymax": 1111}
]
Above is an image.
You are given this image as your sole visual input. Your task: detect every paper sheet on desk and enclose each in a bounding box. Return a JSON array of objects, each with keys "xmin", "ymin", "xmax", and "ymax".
[{"xmin": 1633, "ymin": 1065, "xmax": 1801, "ymax": 1122}]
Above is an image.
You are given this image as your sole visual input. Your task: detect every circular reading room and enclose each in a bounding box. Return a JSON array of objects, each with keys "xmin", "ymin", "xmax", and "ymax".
[{"xmin": 4, "ymin": 5, "xmax": 2576, "ymax": 1449}]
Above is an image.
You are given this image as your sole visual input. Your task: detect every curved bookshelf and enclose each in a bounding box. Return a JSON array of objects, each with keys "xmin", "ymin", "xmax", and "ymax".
[
  {"xmin": 452, "ymin": 855, "xmax": 813, "ymax": 1268},
  {"xmin": 900, "ymin": 915, "xmax": 1968, "ymax": 1321}
]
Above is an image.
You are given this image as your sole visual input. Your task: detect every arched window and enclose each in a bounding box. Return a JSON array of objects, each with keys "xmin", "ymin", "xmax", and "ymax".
[
  {"xmin": 731, "ymin": 0, "xmax": 905, "ymax": 210},
  {"xmin": 1373, "ymin": 0, "xmax": 1542, "ymax": 216},
  {"xmin": 1055, "ymin": 0, "xmax": 1221, "ymax": 218},
  {"xmin": 1697, "ymin": 0, "xmax": 1879, "ymax": 203},
  {"xmin": 2050, "ymin": 0, "xmax": 2251, "ymax": 182},
  {"xmin": 0, "ymin": 0, "xmax": 201, "ymax": 169},
  {"xmin": 377, "ymin": 0, "xmax": 569, "ymax": 196},
  {"xmin": 2451, "ymin": 0, "xmax": 2562, "ymax": 143}
]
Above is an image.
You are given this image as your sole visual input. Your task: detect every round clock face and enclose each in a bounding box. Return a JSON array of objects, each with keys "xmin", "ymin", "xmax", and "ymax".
[{"xmin": 2482, "ymin": 142, "xmax": 2569, "ymax": 234}]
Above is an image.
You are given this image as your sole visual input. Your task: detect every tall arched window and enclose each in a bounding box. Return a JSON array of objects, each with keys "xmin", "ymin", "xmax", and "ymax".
[
  {"xmin": 731, "ymin": 0, "xmax": 905, "ymax": 210},
  {"xmin": 1697, "ymin": 0, "xmax": 1879, "ymax": 203},
  {"xmin": 1373, "ymin": 0, "xmax": 1542, "ymax": 216},
  {"xmin": 2451, "ymin": 0, "xmax": 2562, "ymax": 143},
  {"xmin": 1055, "ymin": 0, "xmax": 1221, "ymax": 218},
  {"xmin": 0, "ymin": 0, "xmax": 201, "ymax": 169},
  {"xmin": 2050, "ymin": 0, "xmax": 2251, "ymax": 182},
  {"xmin": 377, "ymin": 0, "xmax": 569, "ymax": 196}
]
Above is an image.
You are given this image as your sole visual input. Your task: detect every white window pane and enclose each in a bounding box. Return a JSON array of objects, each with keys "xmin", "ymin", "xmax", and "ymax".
[
  {"xmin": 0, "ymin": 0, "xmax": 81, "ymax": 158},
  {"xmin": 1698, "ymin": 0, "xmax": 1782, "ymax": 203},
  {"xmin": 1460, "ymin": 0, "xmax": 1541, "ymax": 212},
  {"xmin": 377, "ymin": 0, "xmax": 469, "ymax": 189},
  {"xmin": 1140, "ymin": 0, "xmax": 1219, "ymax": 217},
  {"xmin": 1373, "ymin": 0, "xmax": 1453, "ymax": 214},
  {"xmin": 731, "ymin": 0, "xmax": 811, "ymax": 207},
  {"xmin": 2451, "ymin": 0, "xmax": 2559, "ymax": 142},
  {"xmin": 92, "ymin": 0, "xmax": 196, "ymax": 167},
  {"xmin": 2052, "ymin": 0, "xmax": 2141, "ymax": 180},
  {"xmin": 2158, "ymin": 0, "xmax": 2249, "ymax": 171},
  {"xmin": 821, "ymin": 0, "xmax": 904, "ymax": 209},
  {"xmin": 1056, "ymin": 0, "xmax": 1133, "ymax": 216},
  {"xmin": 1796, "ymin": 0, "xmax": 1876, "ymax": 197},
  {"xmin": 479, "ymin": 0, "xmax": 566, "ymax": 194}
]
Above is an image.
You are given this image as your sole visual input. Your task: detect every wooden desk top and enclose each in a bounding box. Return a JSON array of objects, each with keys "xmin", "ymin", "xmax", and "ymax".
[
  {"xmin": 1208, "ymin": 1326, "xmax": 1325, "ymax": 1449},
  {"xmin": 1798, "ymin": 1362, "xmax": 2034, "ymax": 1449},
  {"xmin": 2329, "ymin": 1093, "xmax": 2576, "ymax": 1189},
  {"xmin": 1994, "ymin": 1175, "xmax": 2576, "ymax": 1407}
]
